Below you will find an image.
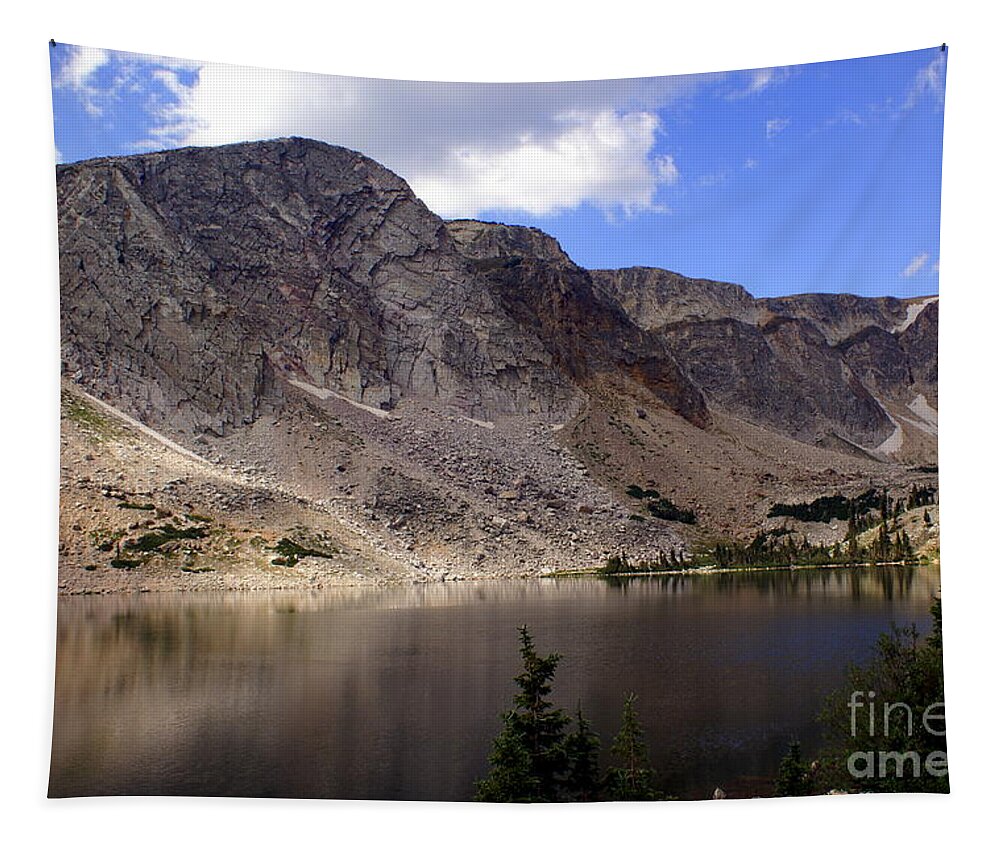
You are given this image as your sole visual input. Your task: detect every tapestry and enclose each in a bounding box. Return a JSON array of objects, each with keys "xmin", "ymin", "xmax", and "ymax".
[{"xmin": 49, "ymin": 43, "xmax": 947, "ymax": 801}]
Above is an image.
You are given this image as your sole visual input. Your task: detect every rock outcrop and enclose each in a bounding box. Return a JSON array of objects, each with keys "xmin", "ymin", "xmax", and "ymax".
[
  {"xmin": 58, "ymin": 139, "xmax": 583, "ymax": 435},
  {"xmin": 591, "ymin": 267, "xmax": 758, "ymax": 328},
  {"xmin": 447, "ymin": 222, "xmax": 709, "ymax": 429},
  {"xmin": 58, "ymin": 137, "xmax": 935, "ymax": 459},
  {"xmin": 594, "ymin": 267, "xmax": 937, "ymax": 452}
]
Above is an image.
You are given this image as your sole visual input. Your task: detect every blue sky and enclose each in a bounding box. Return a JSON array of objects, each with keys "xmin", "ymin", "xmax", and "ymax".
[{"xmin": 51, "ymin": 44, "xmax": 945, "ymax": 298}]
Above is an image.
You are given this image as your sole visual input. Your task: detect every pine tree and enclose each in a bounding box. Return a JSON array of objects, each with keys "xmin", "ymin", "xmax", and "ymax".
[
  {"xmin": 476, "ymin": 626, "xmax": 570, "ymax": 802},
  {"xmin": 475, "ymin": 713, "xmax": 540, "ymax": 802},
  {"xmin": 775, "ymin": 740, "xmax": 811, "ymax": 797},
  {"xmin": 846, "ymin": 514, "xmax": 859, "ymax": 562},
  {"xmin": 817, "ymin": 597, "xmax": 947, "ymax": 794},
  {"xmin": 605, "ymin": 693, "xmax": 661, "ymax": 801},
  {"xmin": 564, "ymin": 704, "xmax": 602, "ymax": 801}
]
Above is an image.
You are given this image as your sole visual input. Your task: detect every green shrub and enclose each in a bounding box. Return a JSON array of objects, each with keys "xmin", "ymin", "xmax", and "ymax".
[
  {"xmin": 270, "ymin": 537, "xmax": 335, "ymax": 567},
  {"xmin": 768, "ymin": 490, "xmax": 880, "ymax": 523},
  {"xmin": 625, "ymin": 484, "xmax": 661, "ymax": 500},
  {"xmin": 646, "ymin": 498, "xmax": 696, "ymax": 524},
  {"xmin": 125, "ymin": 524, "xmax": 208, "ymax": 552}
]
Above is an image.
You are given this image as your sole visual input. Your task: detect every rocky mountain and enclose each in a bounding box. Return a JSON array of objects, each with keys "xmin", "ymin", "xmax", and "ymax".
[
  {"xmin": 55, "ymin": 138, "xmax": 938, "ymax": 590},
  {"xmin": 57, "ymin": 137, "xmax": 708, "ymax": 438},
  {"xmin": 593, "ymin": 269, "xmax": 938, "ymax": 455}
]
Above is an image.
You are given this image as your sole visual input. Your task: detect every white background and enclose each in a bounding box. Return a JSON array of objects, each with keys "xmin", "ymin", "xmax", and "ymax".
[{"xmin": 2, "ymin": 1, "xmax": 997, "ymax": 847}]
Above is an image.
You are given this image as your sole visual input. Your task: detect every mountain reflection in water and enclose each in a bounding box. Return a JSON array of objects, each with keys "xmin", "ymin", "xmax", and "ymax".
[{"xmin": 50, "ymin": 565, "xmax": 939, "ymax": 800}]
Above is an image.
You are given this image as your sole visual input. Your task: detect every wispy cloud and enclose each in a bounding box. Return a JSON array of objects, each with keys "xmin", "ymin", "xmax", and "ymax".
[
  {"xmin": 766, "ymin": 117, "xmax": 790, "ymax": 139},
  {"xmin": 902, "ymin": 51, "xmax": 947, "ymax": 111},
  {"xmin": 744, "ymin": 157, "xmax": 758, "ymax": 170},
  {"xmin": 52, "ymin": 45, "xmax": 199, "ymax": 120},
  {"xmin": 727, "ymin": 67, "xmax": 791, "ymax": 99},
  {"xmin": 697, "ymin": 170, "xmax": 728, "ymax": 187},
  {"xmin": 824, "ymin": 108, "xmax": 865, "ymax": 129},
  {"xmin": 900, "ymin": 252, "xmax": 930, "ymax": 278},
  {"xmin": 52, "ymin": 46, "xmax": 110, "ymax": 116}
]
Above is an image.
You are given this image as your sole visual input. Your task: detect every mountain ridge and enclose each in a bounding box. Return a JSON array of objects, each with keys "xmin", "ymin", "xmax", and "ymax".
[{"xmin": 55, "ymin": 137, "xmax": 939, "ymax": 590}]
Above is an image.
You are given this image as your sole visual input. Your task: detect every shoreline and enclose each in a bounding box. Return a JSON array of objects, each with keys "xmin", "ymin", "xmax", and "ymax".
[
  {"xmin": 56, "ymin": 558, "xmax": 937, "ymax": 596},
  {"xmin": 550, "ymin": 558, "xmax": 932, "ymax": 579}
]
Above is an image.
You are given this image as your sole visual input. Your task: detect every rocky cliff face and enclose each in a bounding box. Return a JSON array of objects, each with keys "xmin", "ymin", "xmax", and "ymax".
[
  {"xmin": 591, "ymin": 267, "xmax": 758, "ymax": 328},
  {"xmin": 58, "ymin": 137, "xmax": 935, "ymax": 459},
  {"xmin": 594, "ymin": 267, "xmax": 937, "ymax": 453},
  {"xmin": 58, "ymin": 139, "xmax": 585, "ymax": 436},
  {"xmin": 898, "ymin": 299, "xmax": 939, "ymax": 406},
  {"xmin": 446, "ymin": 222, "xmax": 709, "ymax": 428}
]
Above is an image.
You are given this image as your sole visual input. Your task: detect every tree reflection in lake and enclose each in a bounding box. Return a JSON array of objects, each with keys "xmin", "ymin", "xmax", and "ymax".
[{"xmin": 50, "ymin": 565, "xmax": 939, "ymax": 800}]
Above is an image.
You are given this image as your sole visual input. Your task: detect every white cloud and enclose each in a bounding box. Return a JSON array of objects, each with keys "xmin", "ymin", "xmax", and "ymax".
[
  {"xmin": 766, "ymin": 117, "xmax": 790, "ymax": 139},
  {"xmin": 743, "ymin": 157, "xmax": 758, "ymax": 169},
  {"xmin": 901, "ymin": 252, "xmax": 930, "ymax": 278},
  {"xmin": 727, "ymin": 67, "xmax": 791, "ymax": 99},
  {"xmin": 654, "ymin": 154, "xmax": 680, "ymax": 185},
  {"xmin": 54, "ymin": 45, "xmax": 109, "ymax": 89},
  {"xmin": 122, "ymin": 58, "xmax": 710, "ymax": 218},
  {"xmin": 824, "ymin": 108, "xmax": 864, "ymax": 129},
  {"xmin": 52, "ymin": 46, "xmax": 110, "ymax": 116},
  {"xmin": 408, "ymin": 110, "xmax": 678, "ymax": 218},
  {"xmin": 903, "ymin": 52, "xmax": 947, "ymax": 111},
  {"xmin": 53, "ymin": 46, "xmax": 200, "ymax": 119}
]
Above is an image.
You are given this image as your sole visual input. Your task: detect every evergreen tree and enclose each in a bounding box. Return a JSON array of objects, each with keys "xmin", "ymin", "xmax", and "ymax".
[
  {"xmin": 775, "ymin": 739, "xmax": 811, "ymax": 797},
  {"xmin": 475, "ymin": 714, "xmax": 540, "ymax": 802},
  {"xmin": 564, "ymin": 704, "xmax": 602, "ymax": 801},
  {"xmin": 605, "ymin": 693, "xmax": 661, "ymax": 801},
  {"xmin": 846, "ymin": 515, "xmax": 860, "ymax": 562},
  {"xmin": 902, "ymin": 530, "xmax": 914, "ymax": 560},
  {"xmin": 816, "ymin": 597, "xmax": 947, "ymax": 794},
  {"xmin": 476, "ymin": 626, "xmax": 570, "ymax": 802}
]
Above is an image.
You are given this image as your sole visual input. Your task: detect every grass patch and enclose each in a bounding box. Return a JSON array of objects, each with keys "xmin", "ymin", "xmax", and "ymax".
[
  {"xmin": 62, "ymin": 392, "xmax": 117, "ymax": 441},
  {"xmin": 109, "ymin": 557, "xmax": 142, "ymax": 570},
  {"xmin": 62, "ymin": 394, "xmax": 108, "ymax": 429},
  {"xmin": 125, "ymin": 524, "xmax": 208, "ymax": 553},
  {"xmin": 118, "ymin": 502, "xmax": 156, "ymax": 511},
  {"xmin": 270, "ymin": 536, "xmax": 336, "ymax": 567}
]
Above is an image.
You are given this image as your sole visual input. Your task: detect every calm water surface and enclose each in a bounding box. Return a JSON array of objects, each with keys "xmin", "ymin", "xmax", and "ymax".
[{"xmin": 50, "ymin": 565, "xmax": 940, "ymax": 800}]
